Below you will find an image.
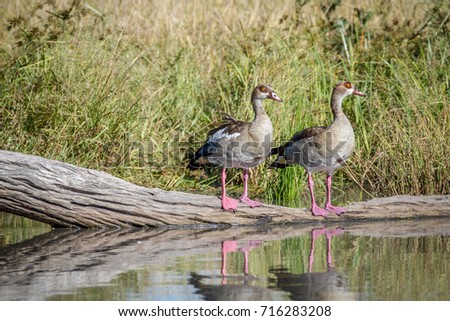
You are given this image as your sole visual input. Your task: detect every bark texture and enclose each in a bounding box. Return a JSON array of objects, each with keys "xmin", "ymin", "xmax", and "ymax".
[{"xmin": 1, "ymin": 150, "xmax": 449, "ymax": 228}]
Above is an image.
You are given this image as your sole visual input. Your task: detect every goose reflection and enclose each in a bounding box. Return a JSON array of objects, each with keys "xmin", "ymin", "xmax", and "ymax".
[
  {"xmin": 270, "ymin": 227, "xmax": 355, "ymax": 300},
  {"xmin": 189, "ymin": 239, "xmax": 273, "ymax": 300}
]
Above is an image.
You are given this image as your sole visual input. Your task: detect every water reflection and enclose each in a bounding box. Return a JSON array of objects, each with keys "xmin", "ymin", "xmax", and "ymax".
[
  {"xmin": 188, "ymin": 239, "xmax": 274, "ymax": 300},
  {"xmin": 271, "ymin": 228, "xmax": 355, "ymax": 300},
  {"xmin": 221, "ymin": 240, "xmax": 263, "ymax": 279},
  {"xmin": 1, "ymin": 219, "xmax": 449, "ymax": 300}
]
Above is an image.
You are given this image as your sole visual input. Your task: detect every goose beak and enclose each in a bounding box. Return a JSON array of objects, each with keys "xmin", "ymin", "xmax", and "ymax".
[
  {"xmin": 353, "ymin": 88, "xmax": 365, "ymax": 97},
  {"xmin": 270, "ymin": 92, "xmax": 283, "ymax": 102}
]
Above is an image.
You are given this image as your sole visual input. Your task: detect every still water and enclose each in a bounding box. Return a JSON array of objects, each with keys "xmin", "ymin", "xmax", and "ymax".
[{"xmin": 1, "ymin": 215, "xmax": 449, "ymax": 301}]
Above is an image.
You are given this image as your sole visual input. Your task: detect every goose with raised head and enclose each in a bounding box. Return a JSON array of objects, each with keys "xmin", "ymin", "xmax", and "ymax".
[
  {"xmin": 270, "ymin": 81, "xmax": 365, "ymax": 217},
  {"xmin": 188, "ymin": 84, "xmax": 283, "ymax": 212}
]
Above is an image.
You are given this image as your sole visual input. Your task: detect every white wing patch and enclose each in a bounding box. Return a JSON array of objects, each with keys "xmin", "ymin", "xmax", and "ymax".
[{"xmin": 208, "ymin": 127, "xmax": 241, "ymax": 142}]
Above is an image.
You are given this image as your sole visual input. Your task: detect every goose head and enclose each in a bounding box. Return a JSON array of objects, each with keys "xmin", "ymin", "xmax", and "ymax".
[
  {"xmin": 252, "ymin": 84, "xmax": 283, "ymax": 102},
  {"xmin": 334, "ymin": 81, "xmax": 365, "ymax": 98}
]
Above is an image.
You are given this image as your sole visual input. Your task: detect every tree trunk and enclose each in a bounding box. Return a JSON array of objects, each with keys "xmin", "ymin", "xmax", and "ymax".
[{"xmin": 0, "ymin": 150, "xmax": 449, "ymax": 228}]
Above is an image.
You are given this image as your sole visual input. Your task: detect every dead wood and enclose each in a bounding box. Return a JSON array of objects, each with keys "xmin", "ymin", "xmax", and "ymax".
[{"xmin": 0, "ymin": 150, "xmax": 449, "ymax": 228}]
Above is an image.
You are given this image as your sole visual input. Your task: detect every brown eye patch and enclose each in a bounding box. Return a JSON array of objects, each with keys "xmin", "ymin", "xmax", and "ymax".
[
  {"xmin": 259, "ymin": 86, "xmax": 269, "ymax": 93},
  {"xmin": 344, "ymin": 82, "xmax": 352, "ymax": 89}
]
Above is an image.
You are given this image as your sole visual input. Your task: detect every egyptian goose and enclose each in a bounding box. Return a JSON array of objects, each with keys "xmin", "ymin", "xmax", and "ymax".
[
  {"xmin": 270, "ymin": 81, "xmax": 365, "ymax": 217},
  {"xmin": 188, "ymin": 84, "xmax": 283, "ymax": 212}
]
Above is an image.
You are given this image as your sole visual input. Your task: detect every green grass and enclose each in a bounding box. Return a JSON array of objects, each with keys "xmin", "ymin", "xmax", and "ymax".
[{"xmin": 1, "ymin": 0, "xmax": 448, "ymax": 209}]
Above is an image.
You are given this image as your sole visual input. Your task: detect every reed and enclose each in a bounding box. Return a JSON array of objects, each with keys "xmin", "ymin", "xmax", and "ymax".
[{"xmin": 1, "ymin": 0, "xmax": 448, "ymax": 208}]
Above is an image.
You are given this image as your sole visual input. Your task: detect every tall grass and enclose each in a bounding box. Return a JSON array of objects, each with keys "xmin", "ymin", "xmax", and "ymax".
[{"xmin": 1, "ymin": 0, "xmax": 448, "ymax": 208}]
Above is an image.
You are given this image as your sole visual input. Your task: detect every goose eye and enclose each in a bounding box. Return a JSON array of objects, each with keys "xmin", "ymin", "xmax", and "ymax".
[
  {"xmin": 344, "ymin": 82, "xmax": 352, "ymax": 89},
  {"xmin": 259, "ymin": 86, "xmax": 269, "ymax": 93}
]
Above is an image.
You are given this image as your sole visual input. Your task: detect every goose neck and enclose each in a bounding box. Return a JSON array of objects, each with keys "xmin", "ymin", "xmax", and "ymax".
[
  {"xmin": 252, "ymin": 98, "xmax": 268, "ymax": 121},
  {"xmin": 330, "ymin": 92, "xmax": 345, "ymax": 119}
]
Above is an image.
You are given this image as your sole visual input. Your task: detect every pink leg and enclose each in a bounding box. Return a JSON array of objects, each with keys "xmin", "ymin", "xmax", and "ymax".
[
  {"xmin": 240, "ymin": 240, "xmax": 262, "ymax": 275},
  {"xmin": 307, "ymin": 173, "xmax": 328, "ymax": 217},
  {"xmin": 221, "ymin": 168, "xmax": 239, "ymax": 212},
  {"xmin": 221, "ymin": 240, "xmax": 238, "ymax": 283},
  {"xmin": 239, "ymin": 169, "xmax": 262, "ymax": 208},
  {"xmin": 309, "ymin": 228, "xmax": 326, "ymax": 272},
  {"xmin": 324, "ymin": 175, "xmax": 346, "ymax": 215},
  {"xmin": 325, "ymin": 228, "xmax": 344, "ymax": 269}
]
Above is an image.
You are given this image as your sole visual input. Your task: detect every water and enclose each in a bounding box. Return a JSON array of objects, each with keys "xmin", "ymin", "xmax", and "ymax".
[{"xmin": 1, "ymin": 215, "xmax": 449, "ymax": 301}]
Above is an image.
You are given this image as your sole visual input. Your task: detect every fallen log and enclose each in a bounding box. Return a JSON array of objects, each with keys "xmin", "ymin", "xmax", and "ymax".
[{"xmin": 0, "ymin": 150, "xmax": 449, "ymax": 228}]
